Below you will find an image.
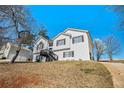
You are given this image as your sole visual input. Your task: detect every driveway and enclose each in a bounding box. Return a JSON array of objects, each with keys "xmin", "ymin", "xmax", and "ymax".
[{"xmin": 101, "ymin": 62, "xmax": 124, "ymax": 88}]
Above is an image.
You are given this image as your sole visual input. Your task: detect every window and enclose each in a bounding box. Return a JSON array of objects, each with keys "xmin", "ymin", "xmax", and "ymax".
[
  {"xmin": 72, "ymin": 35, "xmax": 84, "ymax": 44},
  {"xmin": 37, "ymin": 42, "xmax": 44, "ymax": 50},
  {"xmin": 56, "ymin": 39, "xmax": 65, "ymax": 46},
  {"xmin": 36, "ymin": 55, "xmax": 40, "ymax": 62},
  {"xmin": 63, "ymin": 51, "xmax": 74, "ymax": 58}
]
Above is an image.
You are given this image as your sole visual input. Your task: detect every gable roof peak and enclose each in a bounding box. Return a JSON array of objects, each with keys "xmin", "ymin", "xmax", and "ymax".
[
  {"xmin": 64, "ymin": 28, "xmax": 88, "ymax": 33},
  {"xmin": 52, "ymin": 28, "xmax": 89, "ymax": 40},
  {"xmin": 34, "ymin": 36, "xmax": 49, "ymax": 45}
]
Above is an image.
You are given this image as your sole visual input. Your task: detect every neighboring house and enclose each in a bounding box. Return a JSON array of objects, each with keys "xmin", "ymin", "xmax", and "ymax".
[
  {"xmin": 0, "ymin": 42, "xmax": 33, "ymax": 62},
  {"xmin": 33, "ymin": 28, "xmax": 94, "ymax": 62}
]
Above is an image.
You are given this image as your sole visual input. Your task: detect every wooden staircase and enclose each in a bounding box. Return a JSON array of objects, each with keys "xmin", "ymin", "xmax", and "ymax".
[{"xmin": 40, "ymin": 49, "xmax": 58, "ymax": 62}]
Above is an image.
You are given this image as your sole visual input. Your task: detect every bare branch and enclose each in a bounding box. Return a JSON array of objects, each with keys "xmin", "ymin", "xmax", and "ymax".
[
  {"xmin": 94, "ymin": 39, "xmax": 106, "ymax": 61},
  {"xmin": 104, "ymin": 36, "xmax": 121, "ymax": 61}
]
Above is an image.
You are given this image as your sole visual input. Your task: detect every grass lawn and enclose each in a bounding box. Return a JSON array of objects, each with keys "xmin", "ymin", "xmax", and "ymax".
[{"xmin": 0, "ymin": 61, "xmax": 113, "ymax": 88}]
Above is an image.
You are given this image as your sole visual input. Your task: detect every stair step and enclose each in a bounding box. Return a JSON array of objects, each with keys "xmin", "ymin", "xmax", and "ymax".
[{"xmin": 39, "ymin": 49, "xmax": 58, "ymax": 61}]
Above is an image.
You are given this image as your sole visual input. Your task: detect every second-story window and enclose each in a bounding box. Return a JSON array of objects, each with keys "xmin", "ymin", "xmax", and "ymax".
[
  {"xmin": 56, "ymin": 39, "xmax": 65, "ymax": 46},
  {"xmin": 72, "ymin": 35, "xmax": 84, "ymax": 44}
]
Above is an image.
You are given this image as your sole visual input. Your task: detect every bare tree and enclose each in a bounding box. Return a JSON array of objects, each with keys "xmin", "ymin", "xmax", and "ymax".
[
  {"xmin": 94, "ymin": 39, "xmax": 106, "ymax": 61},
  {"xmin": 0, "ymin": 5, "xmax": 34, "ymax": 63},
  {"xmin": 38, "ymin": 25, "xmax": 49, "ymax": 40},
  {"xmin": 0, "ymin": 27, "xmax": 10, "ymax": 48},
  {"xmin": 0, "ymin": 27, "xmax": 4, "ymax": 48},
  {"xmin": 109, "ymin": 5, "xmax": 124, "ymax": 31},
  {"xmin": 104, "ymin": 36, "xmax": 121, "ymax": 61}
]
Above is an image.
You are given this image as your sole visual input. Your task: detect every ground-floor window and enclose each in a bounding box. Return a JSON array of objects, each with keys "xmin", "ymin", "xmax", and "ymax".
[
  {"xmin": 36, "ymin": 55, "xmax": 40, "ymax": 62},
  {"xmin": 63, "ymin": 51, "xmax": 74, "ymax": 58}
]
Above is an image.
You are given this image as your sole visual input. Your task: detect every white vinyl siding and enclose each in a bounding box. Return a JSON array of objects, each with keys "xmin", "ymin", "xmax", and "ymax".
[
  {"xmin": 72, "ymin": 35, "xmax": 84, "ymax": 44},
  {"xmin": 63, "ymin": 51, "xmax": 74, "ymax": 58},
  {"xmin": 56, "ymin": 39, "xmax": 65, "ymax": 46}
]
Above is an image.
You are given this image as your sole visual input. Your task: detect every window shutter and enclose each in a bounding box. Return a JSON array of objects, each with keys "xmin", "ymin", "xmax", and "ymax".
[
  {"xmin": 64, "ymin": 39, "xmax": 65, "ymax": 45},
  {"xmin": 56, "ymin": 41, "xmax": 58, "ymax": 46},
  {"xmin": 82, "ymin": 35, "xmax": 84, "ymax": 42},
  {"xmin": 37, "ymin": 46, "xmax": 38, "ymax": 50},
  {"xmin": 63, "ymin": 52, "xmax": 65, "ymax": 58},
  {"xmin": 72, "ymin": 38, "xmax": 74, "ymax": 44},
  {"xmin": 72, "ymin": 51, "xmax": 74, "ymax": 57}
]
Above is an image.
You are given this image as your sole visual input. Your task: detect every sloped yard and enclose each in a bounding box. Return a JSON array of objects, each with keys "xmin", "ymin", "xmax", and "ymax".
[{"xmin": 0, "ymin": 61, "xmax": 113, "ymax": 88}]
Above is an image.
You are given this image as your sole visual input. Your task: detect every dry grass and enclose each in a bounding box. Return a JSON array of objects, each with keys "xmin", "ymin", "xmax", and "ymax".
[
  {"xmin": 112, "ymin": 60, "xmax": 124, "ymax": 63},
  {"xmin": 100, "ymin": 60, "xmax": 124, "ymax": 63},
  {"xmin": 0, "ymin": 61, "xmax": 113, "ymax": 88}
]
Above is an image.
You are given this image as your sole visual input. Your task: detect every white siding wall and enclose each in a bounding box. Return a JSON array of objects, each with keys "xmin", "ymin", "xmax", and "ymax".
[
  {"xmin": 66, "ymin": 30, "xmax": 90, "ymax": 60},
  {"xmin": 53, "ymin": 30, "xmax": 91, "ymax": 61}
]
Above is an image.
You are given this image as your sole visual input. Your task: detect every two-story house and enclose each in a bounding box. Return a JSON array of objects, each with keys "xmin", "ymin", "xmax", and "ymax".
[
  {"xmin": 52, "ymin": 28, "xmax": 94, "ymax": 61},
  {"xmin": 33, "ymin": 28, "xmax": 94, "ymax": 62}
]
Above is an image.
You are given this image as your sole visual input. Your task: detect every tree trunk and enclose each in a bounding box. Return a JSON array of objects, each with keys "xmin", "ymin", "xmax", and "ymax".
[
  {"xmin": 97, "ymin": 54, "xmax": 100, "ymax": 61},
  {"xmin": 97, "ymin": 57, "xmax": 99, "ymax": 61},
  {"xmin": 109, "ymin": 54, "xmax": 113, "ymax": 61},
  {"xmin": 11, "ymin": 45, "xmax": 21, "ymax": 63}
]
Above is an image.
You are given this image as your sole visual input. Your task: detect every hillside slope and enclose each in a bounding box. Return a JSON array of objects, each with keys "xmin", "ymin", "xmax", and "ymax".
[{"xmin": 0, "ymin": 61, "xmax": 113, "ymax": 88}]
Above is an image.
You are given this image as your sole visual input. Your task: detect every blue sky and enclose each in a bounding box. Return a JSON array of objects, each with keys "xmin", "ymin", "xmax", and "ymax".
[{"xmin": 28, "ymin": 5, "xmax": 124, "ymax": 59}]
